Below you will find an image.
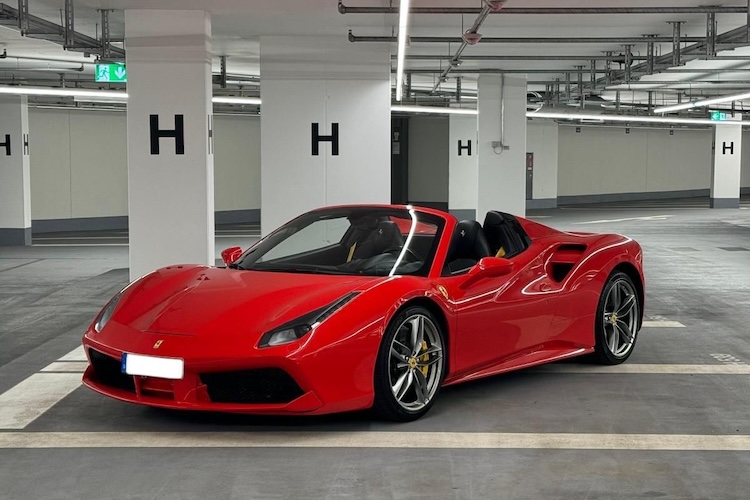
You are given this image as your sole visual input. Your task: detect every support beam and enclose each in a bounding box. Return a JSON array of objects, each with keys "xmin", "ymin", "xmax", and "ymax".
[
  {"xmin": 99, "ymin": 9, "xmax": 110, "ymax": 60},
  {"xmin": 671, "ymin": 21, "xmax": 684, "ymax": 66},
  {"xmin": 707, "ymin": 12, "xmax": 717, "ymax": 57},
  {"xmin": 63, "ymin": 0, "xmax": 74, "ymax": 48}
]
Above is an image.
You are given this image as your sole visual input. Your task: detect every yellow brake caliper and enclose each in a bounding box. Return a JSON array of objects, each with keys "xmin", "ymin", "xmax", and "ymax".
[{"xmin": 419, "ymin": 340, "xmax": 429, "ymax": 376}]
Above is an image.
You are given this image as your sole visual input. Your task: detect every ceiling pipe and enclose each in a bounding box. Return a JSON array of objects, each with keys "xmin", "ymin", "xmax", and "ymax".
[
  {"xmin": 338, "ymin": 2, "xmax": 746, "ymax": 15},
  {"xmin": 428, "ymin": 0, "xmax": 502, "ymax": 94},
  {"xmin": 398, "ymin": 54, "xmax": 649, "ymax": 61},
  {"xmin": 349, "ymin": 33, "xmax": 706, "ymax": 44}
]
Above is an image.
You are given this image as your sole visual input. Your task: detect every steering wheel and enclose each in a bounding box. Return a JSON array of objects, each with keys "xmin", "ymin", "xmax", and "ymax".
[{"xmin": 384, "ymin": 246, "xmax": 421, "ymax": 263}]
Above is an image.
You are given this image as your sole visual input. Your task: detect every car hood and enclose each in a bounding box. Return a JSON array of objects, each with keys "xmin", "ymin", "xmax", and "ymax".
[{"xmin": 113, "ymin": 265, "xmax": 382, "ymax": 337}]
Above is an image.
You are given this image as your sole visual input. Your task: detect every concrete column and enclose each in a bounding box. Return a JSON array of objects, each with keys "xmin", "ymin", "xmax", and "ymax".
[
  {"xmin": 260, "ymin": 36, "xmax": 391, "ymax": 235},
  {"xmin": 526, "ymin": 120, "xmax": 559, "ymax": 210},
  {"xmin": 476, "ymin": 75, "xmax": 528, "ymax": 219},
  {"xmin": 0, "ymin": 97, "xmax": 31, "ymax": 246},
  {"xmin": 448, "ymin": 114, "xmax": 478, "ymax": 221},
  {"xmin": 711, "ymin": 116, "xmax": 742, "ymax": 209},
  {"xmin": 125, "ymin": 10, "xmax": 214, "ymax": 279}
]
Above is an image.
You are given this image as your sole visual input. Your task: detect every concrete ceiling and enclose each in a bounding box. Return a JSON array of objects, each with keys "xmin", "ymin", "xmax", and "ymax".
[{"xmin": 0, "ymin": 0, "xmax": 749, "ymax": 111}]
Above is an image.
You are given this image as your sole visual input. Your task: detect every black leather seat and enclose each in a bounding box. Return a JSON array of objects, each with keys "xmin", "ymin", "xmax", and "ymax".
[
  {"xmin": 349, "ymin": 220, "xmax": 404, "ymax": 261},
  {"xmin": 483, "ymin": 211, "xmax": 531, "ymax": 259},
  {"xmin": 443, "ymin": 220, "xmax": 492, "ymax": 275}
]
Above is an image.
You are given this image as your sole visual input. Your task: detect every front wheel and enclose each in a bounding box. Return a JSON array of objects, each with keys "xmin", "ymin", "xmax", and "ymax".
[
  {"xmin": 373, "ymin": 306, "xmax": 446, "ymax": 421},
  {"xmin": 592, "ymin": 271, "xmax": 641, "ymax": 365}
]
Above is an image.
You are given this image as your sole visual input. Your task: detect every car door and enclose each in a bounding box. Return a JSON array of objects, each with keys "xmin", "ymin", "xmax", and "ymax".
[{"xmin": 439, "ymin": 247, "xmax": 554, "ymax": 376}]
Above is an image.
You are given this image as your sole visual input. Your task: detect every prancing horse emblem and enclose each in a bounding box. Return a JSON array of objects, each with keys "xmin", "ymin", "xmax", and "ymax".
[{"xmin": 153, "ymin": 340, "xmax": 164, "ymax": 349}]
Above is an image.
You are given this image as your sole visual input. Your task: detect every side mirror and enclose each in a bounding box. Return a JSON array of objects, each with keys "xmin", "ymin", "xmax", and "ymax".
[
  {"xmin": 459, "ymin": 257, "xmax": 514, "ymax": 289},
  {"xmin": 221, "ymin": 246, "xmax": 243, "ymax": 266}
]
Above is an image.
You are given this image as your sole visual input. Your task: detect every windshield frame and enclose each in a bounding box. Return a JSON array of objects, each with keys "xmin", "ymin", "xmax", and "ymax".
[{"xmin": 233, "ymin": 206, "xmax": 446, "ymax": 278}]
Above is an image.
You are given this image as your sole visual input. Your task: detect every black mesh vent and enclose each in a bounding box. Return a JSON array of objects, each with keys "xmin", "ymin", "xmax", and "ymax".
[
  {"xmin": 199, "ymin": 368, "xmax": 304, "ymax": 404},
  {"xmin": 89, "ymin": 349, "xmax": 135, "ymax": 393}
]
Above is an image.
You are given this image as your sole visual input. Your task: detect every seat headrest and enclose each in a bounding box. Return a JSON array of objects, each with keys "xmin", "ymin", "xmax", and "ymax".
[{"xmin": 447, "ymin": 220, "xmax": 492, "ymax": 263}]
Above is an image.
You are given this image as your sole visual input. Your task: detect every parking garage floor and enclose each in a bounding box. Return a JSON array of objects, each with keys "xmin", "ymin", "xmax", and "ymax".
[{"xmin": 1, "ymin": 198, "xmax": 749, "ymax": 499}]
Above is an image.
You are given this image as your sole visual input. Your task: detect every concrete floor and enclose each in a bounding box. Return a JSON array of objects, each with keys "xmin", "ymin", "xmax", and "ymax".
[{"xmin": 1, "ymin": 199, "xmax": 749, "ymax": 499}]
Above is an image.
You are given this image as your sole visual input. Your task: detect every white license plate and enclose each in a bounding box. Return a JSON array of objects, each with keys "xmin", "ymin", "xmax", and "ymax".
[{"xmin": 121, "ymin": 353, "xmax": 184, "ymax": 380}]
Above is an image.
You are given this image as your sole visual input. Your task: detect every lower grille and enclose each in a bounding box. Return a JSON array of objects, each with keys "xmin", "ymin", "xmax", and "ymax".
[
  {"xmin": 199, "ymin": 368, "xmax": 303, "ymax": 404},
  {"xmin": 89, "ymin": 349, "xmax": 135, "ymax": 393}
]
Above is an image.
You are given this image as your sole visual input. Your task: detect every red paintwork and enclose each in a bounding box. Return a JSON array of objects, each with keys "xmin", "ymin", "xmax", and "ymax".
[{"xmin": 82, "ymin": 204, "xmax": 644, "ymax": 415}]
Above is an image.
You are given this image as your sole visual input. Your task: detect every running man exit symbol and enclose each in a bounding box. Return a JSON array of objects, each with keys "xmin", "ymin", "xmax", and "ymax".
[{"xmin": 95, "ymin": 63, "xmax": 127, "ymax": 83}]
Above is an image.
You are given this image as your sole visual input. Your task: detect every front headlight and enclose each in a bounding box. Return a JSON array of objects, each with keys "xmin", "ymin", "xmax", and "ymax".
[
  {"xmin": 94, "ymin": 292, "xmax": 122, "ymax": 333},
  {"xmin": 258, "ymin": 292, "xmax": 358, "ymax": 348}
]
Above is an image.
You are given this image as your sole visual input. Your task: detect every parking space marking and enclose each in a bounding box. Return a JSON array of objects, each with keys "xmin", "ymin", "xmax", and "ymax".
[
  {"xmin": 533, "ymin": 364, "xmax": 750, "ymax": 374},
  {"xmin": 0, "ymin": 374, "xmax": 82, "ymax": 429},
  {"xmin": 40, "ymin": 362, "xmax": 88, "ymax": 373},
  {"xmin": 642, "ymin": 320, "xmax": 685, "ymax": 328},
  {"xmin": 3, "ymin": 431, "xmax": 750, "ymax": 451},
  {"xmin": 573, "ymin": 215, "xmax": 674, "ymax": 225},
  {"xmin": 57, "ymin": 346, "xmax": 86, "ymax": 362}
]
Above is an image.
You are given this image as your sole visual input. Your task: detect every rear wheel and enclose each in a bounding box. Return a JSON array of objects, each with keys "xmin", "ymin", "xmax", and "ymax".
[
  {"xmin": 592, "ymin": 271, "xmax": 641, "ymax": 365},
  {"xmin": 373, "ymin": 306, "xmax": 446, "ymax": 421}
]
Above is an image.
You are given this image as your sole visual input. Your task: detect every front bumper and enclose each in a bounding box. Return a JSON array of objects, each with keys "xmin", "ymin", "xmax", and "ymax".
[{"xmin": 82, "ymin": 322, "xmax": 378, "ymax": 415}]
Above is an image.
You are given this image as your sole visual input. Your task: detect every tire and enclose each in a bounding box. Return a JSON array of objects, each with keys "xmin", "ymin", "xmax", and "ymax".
[
  {"xmin": 373, "ymin": 306, "xmax": 446, "ymax": 422},
  {"xmin": 592, "ymin": 271, "xmax": 641, "ymax": 365}
]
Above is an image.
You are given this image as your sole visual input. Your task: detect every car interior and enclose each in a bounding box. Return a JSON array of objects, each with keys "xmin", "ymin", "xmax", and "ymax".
[{"xmin": 442, "ymin": 211, "xmax": 532, "ymax": 276}]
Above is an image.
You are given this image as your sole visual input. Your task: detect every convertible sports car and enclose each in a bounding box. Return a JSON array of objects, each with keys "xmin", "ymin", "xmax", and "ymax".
[{"xmin": 82, "ymin": 205, "xmax": 644, "ymax": 421}]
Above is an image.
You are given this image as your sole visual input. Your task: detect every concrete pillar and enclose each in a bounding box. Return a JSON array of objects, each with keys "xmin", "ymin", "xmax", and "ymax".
[
  {"xmin": 711, "ymin": 116, "xmax": 742, "ymax": 209},
  {"xmin": 448, "ymin": 114, "xmax": 478, "ymax": 221},
  {"xmin": 476, "ymin": 75, "xmax": 528, "ymax": 219},
  {"xmin": 125, "ymin": 10, "xmax": 214, "ymax": 279},
  {"xmin": 260, "ymin": 36, "xmax": 391, "ymax": 235},
  {"xmin": 0, "ymin": 97, "xmax": 31, "ymax": 246},
  {"xmin": 526, "ymin": 120, "xmax": 559, "ymax": 210}
]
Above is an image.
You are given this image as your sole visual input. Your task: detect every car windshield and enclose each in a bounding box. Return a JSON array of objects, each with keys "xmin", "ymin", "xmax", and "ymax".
[{"xmin": 233, "ymin": 207, "xmax": 444, "ymax": 277}]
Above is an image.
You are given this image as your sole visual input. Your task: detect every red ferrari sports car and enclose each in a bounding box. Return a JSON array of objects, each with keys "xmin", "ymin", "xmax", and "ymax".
[{"xmin": 82, "ymin": 205, "xmax": 644, "ymax": 421}]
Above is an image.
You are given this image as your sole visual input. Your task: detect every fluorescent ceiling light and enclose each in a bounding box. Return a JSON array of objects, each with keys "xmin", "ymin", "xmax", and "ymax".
[
  {"xmin": 528, "ymin": 111, "xmax": 746, "ymax": 126},
  {"xmin": 654, "ymin": 91, "xmax": 750, "ymax": 114},
  {"xmin": 212, "ymin": 96, "xmax": 261, "ymax": 105},
  {"xmin": 395, "ymin": 0, "xmax": 411, "ymax": 102},
  {"xmin": 0, "ymin": 86, "xmax": 128, "ymax": 100},
  {"xmin": 391, "ymin": 105, "xmax": 478, "ymax": 115}
]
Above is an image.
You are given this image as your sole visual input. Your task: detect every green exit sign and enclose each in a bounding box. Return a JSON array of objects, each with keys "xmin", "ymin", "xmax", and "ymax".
[
  {"xmin": 710, "ymin": 111, "xmax": 729, "ymax": 122},
  {"xmin": 95, "ymin": 63, "xmax": 127, "ymax": 83}
]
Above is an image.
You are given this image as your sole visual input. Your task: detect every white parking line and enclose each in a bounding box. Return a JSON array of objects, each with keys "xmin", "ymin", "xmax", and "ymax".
[
  {"xmin": 57, "ymin": 346, "xmax": 86, "ymax": 361},
  {"xmin": 573, "ymin": 215, "xmax": 674, "ymax": 225},
  {"xmin": 0, "ymin": 374, "xmax": 82, "ymax": 429},
  {"xmin": 2, "ymin": 431, "xmax": 750, "ymax": 451},
  {"xmin": 533, "ymin": 364, "xmax": 750, "ymax": 375},
  {"xmin": 40, "ymin": 362, "xmax": 89, "ymax": 373},
  {"xmin": 642, "ymin": 320, "xmax": 685, "ymax": 328}
]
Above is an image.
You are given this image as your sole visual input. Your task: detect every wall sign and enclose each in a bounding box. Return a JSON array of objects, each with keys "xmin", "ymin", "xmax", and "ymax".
[
  {"xmin": 150, "ymin": 114, "xmax": 185, "ymax": 155},
  {"xmin": 0, "ymin": 134, "xmax": 10, "ymax": 156},
  {"xmin": 457, "ymin": 140, "xmax": 472, "ymax": 156},
  {"xmin": 95, "ymin": 63, "xmax": 127, "ymax": 83},
  {"xmin": 312, "ymin": 123, "xmax": 339, "ymax": 156}
]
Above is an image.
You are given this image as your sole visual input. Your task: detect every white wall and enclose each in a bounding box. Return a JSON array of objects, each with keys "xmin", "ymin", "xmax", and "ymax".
[
  {"xmin": 28, "ymin": 109, "xmax": 260, "ymax": 221},
  {"xmin": 448, "ymin": 114, "xmax": 478, "ymax": 213},
  {"xmin": 526, "ymin": 121, "xmax": 558, "ymax": 201},
  {"xmin": 740, "ymin": 131, "xmax": 750, "ymax": 188},
  {"xmin": 558, "ymin": 126, "xmax": 712, "ymax": 197},
  {"xmin": 214, "ymin": 116, "xmax": 261, "ymax": 212},
  {"xmin": 408, "ymin": 116, "xmax": 449, "ymax": 205}
]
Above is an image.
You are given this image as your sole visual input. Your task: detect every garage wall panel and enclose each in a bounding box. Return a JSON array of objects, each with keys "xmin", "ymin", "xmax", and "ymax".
[
  {"xmin": 527, "ymin": 121, "xmax": 558, "ymax": 203},
  {"xmin": 741, "ymin": 131, "xmax": 750, "ymax": 188},
  {"xmin": 69, "ymin": 111, "xmax": 128, "ymax": 218},
  {"xmin": 559, "ymin": 126, "xmax": 712, "ymax": 198},
  {"xmin": 28, "ymin": 110, "xmax": 72, "ymax": 220},
  {"xmin": 28, "ymin": 109, "xmax": 261, "ymax": 225},
  {"xmin": 214, "ymin": 116, "xmax": 261, "ymax": 212},
  {"xmin": 408, "ymin": 116, "xmax": 449, "ymax": 207}
]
